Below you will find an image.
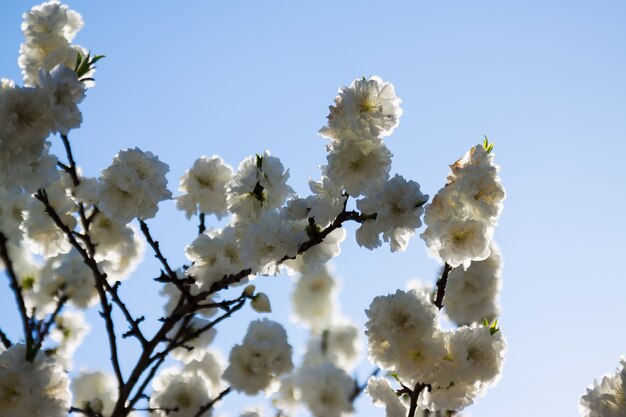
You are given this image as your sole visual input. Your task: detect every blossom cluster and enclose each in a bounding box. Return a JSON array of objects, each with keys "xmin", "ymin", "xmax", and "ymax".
[
  {"xmin": 421, "ymin": 142, "xmax": 505, "ymax": 269},
  {"xmin": 580, "ymin": 357, "xmax": 626, "ymax": 417},
  {"xmin": 0, "ymin": 2, "xmax": 518, "ymax": 417}
]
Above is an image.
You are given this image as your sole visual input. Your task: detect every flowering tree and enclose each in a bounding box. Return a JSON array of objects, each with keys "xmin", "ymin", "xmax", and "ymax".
[{"xmin": 8, "ymin": 2, "xmax": 618, "ymax": 417}]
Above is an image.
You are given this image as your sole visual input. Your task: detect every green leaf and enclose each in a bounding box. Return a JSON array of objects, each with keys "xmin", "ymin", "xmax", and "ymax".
[{"xmin": 482, "ymin": 135, "xmax": 495, "ymax": 154}]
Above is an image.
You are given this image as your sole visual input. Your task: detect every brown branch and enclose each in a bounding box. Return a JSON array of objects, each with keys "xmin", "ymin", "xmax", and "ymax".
[
  {"xmin": 139, "ymin": 220, "xmax": 190, "ymax": 298},
  {"xmin": 433, "ymin": 263, "xmax": 453, "ymax": 310},
  {"xmin": 35, "ymin": 190, "xmax": 125, "ymax": 385},
  {"xmin": 151, "ymin": 298, "xmax": 247, "ymax": 364},
  {"xmin": 0, "ymin": 327, "xmax": 12, "ymax": 348},
  {"xmin": 198, "ymin": 212, "xmax": 206, "ymax": 235},
  {"xmin": 407, "ymin": 383, "xmax": 430, "ymax": 417},
  {"xmin": 350, "ymin": 367, "xmax": 380, "ymax": 402},
  {"xmin": 134, "ymin": 406, "xmax": 179, "ymax": 415},
  {"xmin": 33, "ymin": 294, "xmax": 68, "ymax": 354},
  {"xmin": 69, "ymin": 407, "xmax": 101, "ymax": 417},
  {"xmin": 193, "ymin": 387, "xmax": 232, "ymax": 417},
  {"xmin": 0, "ymin": 231, "xmax": 33, "ymax": 357}
]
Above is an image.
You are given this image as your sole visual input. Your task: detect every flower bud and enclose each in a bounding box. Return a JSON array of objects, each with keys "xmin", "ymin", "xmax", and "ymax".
[
  {"xmin": 243, "ymin": 285, "xmax": 256, "ymax": 297},
  {"xmin": 251, "ymin": 293, "xmax": 271, "ymax": 313}
]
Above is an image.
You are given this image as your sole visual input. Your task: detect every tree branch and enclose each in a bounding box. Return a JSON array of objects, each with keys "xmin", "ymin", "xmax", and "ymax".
[
  {"xmin": 350, "ymin": 367, "xmax": 380, "ymax": 402},
  {"xmin": 0, "ymin": 232, "xmax": 33, "ymax": 357},
  {"xmin": 198, "ymin": 212, "xmax": 206, "ymax": 235},
  {"xmin": 33, "ymin": 294, "xmax": 68, "ymax": 354},
  {"xmin": 35, "ymin": 190, "xmax": 126, "ymax": 385},
  {"xmin": 193, "ymin": 387, "xmax": 232, "ymax": 417},
  {"xmin": 139, "ymin": 220, "xmax": 190, "ymax": 298},
  {"xmin": 407, "ymin": 383, "xmax": 430, "ymax": 417},
  {"xmin": 433, "ymin": 263, "xmax": 452, "ymax": 310},
  {"xmin": 0, "ymin": 327, "xmax": 12, "ymax": 349}
]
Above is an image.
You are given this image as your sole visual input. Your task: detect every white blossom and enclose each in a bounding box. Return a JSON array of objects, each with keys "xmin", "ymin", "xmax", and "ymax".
[
  {"xmin": 239, "ymin": 211, "xmax": 307, "ymax": 275},
  {"xmin": 38, "ymin": 64, "xmax": 86, "ymax": 134},
  {"xmin": 305, "ymin": 175, "xmax": 346, "ymax": 227},
  {"xmin": 580, "ymin": 357, "xmax": 626, "ymax": 417},
  {"xmin": 227, "ymin": 151, "xmax": 295, "ymax": 221},
  {"xmin": 302, "ymin": 321, "xmax": 361, "ymax": 371},
  {"xmin": 50, "ymin": 309, "xmax": 90, "ymax": 369},
  {"xmin": 445, "ymin": 243, "xmax": 502, "ymax": 326},
  {"xmin": 365, "ymin": 289, "xmax": 446, "ymax": 384},
  {"xmin": 447, "ymin": 324, "xmax": 507, "ymax": 386},
  {"xmin": 0, "ymin": 84, "xmax": 53, "ymax": 187},
  {"xmin": 98, "ymin": 147, "xmax": 172, "ymax": 223},
  {"xmin": 356, "ymin": 174, "xmax": 428, "ymax": 252},
  {"xmin": 19, "ymin": 1, "xmax": 85, "ymax": 86},
  {"xmin": 320, "ymin": 76, "xmax": 402, "ymax": 141},
  {"xmin": 71, "ymin": 371, "xmax": 116, "ymax": 416},
  {"xmin": 0, "ymin": 344, "xmax": 71, "ymax": 417},
  {"xmin": 223, "ymin": 319, "xmax": 293, "ymax": 395},
  {"xmin": 151, "ymin": 369, "xmax": 213, "ymax": 417},
  {"xmin": 421, "ymin": 144, "xmax": 504, "ymax": 269},
  {"xmin": 183, "ymin": 349, "xmax": 226, "ymax": 392},
  {"xmin": 296, "ymin": 363, "xmax": 354, "ymax": 417},
  {"xmin": 326, "ymin": 137, "xmax": 392, "ymax": 197},
  {"xmin": 177, "ymin": 156, "xmax": 232, "ymax": 219},
  {"xmin": 283, "ymin": 228, "xmax": 346, "ymax": 275},
  {"xmin": 0, "ymin": 186, "xmax": 28, "ymax": 241},
  {"xmin": 291, "ymin": 266, "xmax": 338, "ymax": 331},
  {"xmin": 366, "ymin": 377, "xmax": 407, "ymax": 417},
  {"xmin": 185, "ymin": 226, "xmax": 247, "ymax": 291},
  {"xmin": 170, "ymin": 316, "xmax": 217, "ymax": 364}
]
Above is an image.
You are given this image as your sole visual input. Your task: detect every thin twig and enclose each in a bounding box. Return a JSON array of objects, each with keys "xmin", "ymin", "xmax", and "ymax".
[
  {"xmin": 33, "ymin": 295, "xmax": 68, "ymax": 354},
  {"xmin": 69, "ymin": 407, "xmax": 100, "ymax": 417},
  {"xmin": 350, "ymin": 367, "xmax": 380, "ymax": 402},
  {"xmin": 0, "ymin": 232, "xmax": 33, "ymax": 357},
  {"xmin": 0, "ymin": 327, "xmax": 12, "ymax": 348},
  {"xmin": 198, "ymin": 212, "xmax": 206, "ymax": 235},
  {"xmin": 35, "ymin": 190, "xmax": 125, "ymax": 385},
  {"xmin": 133, "ymin": 406, "xmax": 179, "ymax": 415},
  {"xmin": 139, "ymin": 220, "xmax": 190, "ymax": 298},
  {"xmin": 433, "ymin": 263, "xmax": 453, "ymax": 310},
  {"xmin": 193, "ymin": 387, "xmax": 232, "ymax": 417},
  {"xmin": 407, "ymin": 383, "xmax": 430, "ymax": 417},
  {"xmin": 151, "ymin": 298, "xmax": 247, "ymax": 363}
]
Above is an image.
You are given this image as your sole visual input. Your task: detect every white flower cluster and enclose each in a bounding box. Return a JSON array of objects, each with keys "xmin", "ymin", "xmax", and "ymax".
[
  {"xmin": 227, "ymin": 151, "xmax": 295, "ymax": 222},
  {"xmin": 98, "ymin": 147, "xmax": 172, "ymax": 223},
  {"xmin": 580, "ymin": 357, "xmax": 626, "ymax": 417},
  {"xmin": 321, "ymin": 76, "xmax": 400, "ymax": 198},
  {"xmin": 0, "ymin": 344, "xmax": 71, "ymax": 417},
  {"xmin": 444, "ymin": 242, "xmax": 503, "ymax": 326},
  {"xmin": 365, "ymin": 289, "xmax": 507, "ymax": 412},
  {"xmin": 223, "ymin": 319, "xmax": 294, "ymax": 395},
  {"xmin": 356, "ymin": 174, "xmax": 429, "ymax": 252},
  {"xmin": 1, "ymin": 1, "xmax": 90, "ymax": 191},
  {"xmin": 421, "ymin": 144, "xmax": 505, "ymax": 268},
  {"xmin": 176, "ymin": 156, "xmax": 233, "ymax": 219},
  {"xmin": 271, "ymin": 266, "xmax": 361, "ymax": 417},
  {"xmin": 19, "ymin": 0, "xmax": 86, "ymax": 86},
  {"xmin": 71, "ymin": 371, "xmax": 117, "ymax": 416}
]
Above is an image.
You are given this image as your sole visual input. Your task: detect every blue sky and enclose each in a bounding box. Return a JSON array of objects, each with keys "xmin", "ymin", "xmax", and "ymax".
[{"xmin": 1, "ymin": 1, "xmax": 626, "ymax": 416}]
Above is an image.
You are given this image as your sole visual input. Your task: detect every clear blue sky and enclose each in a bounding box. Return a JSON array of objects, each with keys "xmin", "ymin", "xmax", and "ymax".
[{"xmin": 1, "ymin": 1, "xmax": 626, "ymax": 416}]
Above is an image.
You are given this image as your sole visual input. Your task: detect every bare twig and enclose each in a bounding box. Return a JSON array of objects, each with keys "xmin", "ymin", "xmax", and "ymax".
[
  {"xmin": 193, "ymin": 387, "xmax": 232, "ymax": 417},
  {"xmin": 198, "ymin": 212, "xmax": 206, "ymax": 235},
  {"xmin": 139, "ymin": 220, "xmax": 190, "ymax": 298},
  {"xmin": 0, "ymin": 232, "xmax": 33, "ymax": 357},
  {"xmin": 33, "ymin": 294, "xmax": 68, "ymax": 354},
  {"xmin": 407, "ymin": 383, "xmax": 430, "ymax": 417},
  {"xmin": 433, "ymin": 263, "xmax": 453, "ymax": 310},
  {"xmin": 35, "ymin": 190, "xmax": 125, "ymax": 385},
  {"xmin": 350, "ymin": 367, "xmax": 380, "ymax": 402},
  {"xmin": 0, "ymin": 327, "xmax": 12, "ymax": 348}
]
